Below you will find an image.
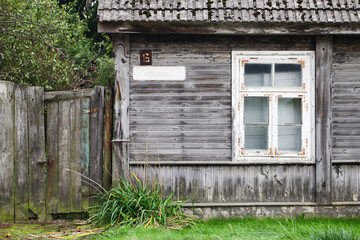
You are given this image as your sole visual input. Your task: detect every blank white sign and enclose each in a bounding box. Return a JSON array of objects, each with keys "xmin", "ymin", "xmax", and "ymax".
[{"xmin": 133, "ymin": 66, "xmax": 186, "ymax": 81}]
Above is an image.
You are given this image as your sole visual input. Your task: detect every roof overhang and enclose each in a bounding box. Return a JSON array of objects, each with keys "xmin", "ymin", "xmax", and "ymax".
[{"xmin": 98, "ymin": 21, "xmax": 360, "ymax": 35}]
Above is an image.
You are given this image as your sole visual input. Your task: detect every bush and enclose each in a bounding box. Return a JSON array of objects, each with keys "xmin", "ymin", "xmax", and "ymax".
[
  {"xmin": 310, "ymin": 227, "xmax": 360, "ymax": 240},
  {"xmin": 89, "ymin": 173, "xmax": 197, "ymax": 229},
  {"xmin": 0, "ymin": 0, "xmax": 113, "ymax": 91}
]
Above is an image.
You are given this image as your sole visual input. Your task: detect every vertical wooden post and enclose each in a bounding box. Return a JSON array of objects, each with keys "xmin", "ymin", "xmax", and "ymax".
[
  {"xmin": 315, "ymin": 36, "xmax": 333, "ymax": 205},
  {"xmin": 0, "ymin": 81, "xmax": 15, "ymax": 222},
  {"xmin": 112, "ymin": 34, "xmax": 130, "ymax": 184},
  {"xmin": 103, "ymin": 88, "xmax": 113, "ymax": 189},
  {"xmin": 27, "ymin": 86, "xmax": 46, "ymax": 220}
]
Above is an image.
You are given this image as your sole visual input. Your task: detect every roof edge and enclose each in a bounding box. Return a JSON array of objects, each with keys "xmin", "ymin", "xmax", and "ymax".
[{"xmin": 98, "ymin": 21, "xmax": 360, "ymax": 35}]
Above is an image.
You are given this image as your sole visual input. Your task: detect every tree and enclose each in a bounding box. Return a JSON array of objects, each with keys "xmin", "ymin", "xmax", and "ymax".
[{"xmin": 0, "ymin": 0, "xmax": 113, "ymax": 91}]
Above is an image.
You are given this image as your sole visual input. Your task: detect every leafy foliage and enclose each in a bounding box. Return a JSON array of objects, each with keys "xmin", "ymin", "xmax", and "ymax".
[
  {"xmin": 0, "ymin": 0, "xmax": 113, "ymax": 91},
  {"xmin": 89, "ymin": 174, "xmax": 197, "ymax": 229}
]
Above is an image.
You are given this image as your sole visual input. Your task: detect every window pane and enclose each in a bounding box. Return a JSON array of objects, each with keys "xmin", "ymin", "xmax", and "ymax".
[
  {"xmin": 244, "ymin": 63, "xmax": 271, "ymax": 87},
  {"xmin": 278, "ymin": 98, "xmax": 301, "ymax": 124},
  {"xmin": 278, "ymin": 126, "xmax": 301, "ymax": 151},
  {"xmin": 274, "ymin": 64, "xmax": 302, "ymax": 87},
  {"xmin": 244, "ymin": 97, "xmax": 268, "ymax": 124},
  {"xmin": 245, "ymin": 126, "xmax": 268, "ymax": 150}
]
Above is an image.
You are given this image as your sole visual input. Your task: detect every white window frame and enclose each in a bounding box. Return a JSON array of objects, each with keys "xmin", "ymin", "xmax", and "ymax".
[{"xmin": 232, "ymin": 51, "xmax": 315, "ymax": 163}]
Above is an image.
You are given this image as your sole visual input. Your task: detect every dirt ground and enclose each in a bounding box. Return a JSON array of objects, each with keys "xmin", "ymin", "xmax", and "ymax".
[{"xmin": 0, "ymin": 220, "xmax": 103, "ymax": 239}]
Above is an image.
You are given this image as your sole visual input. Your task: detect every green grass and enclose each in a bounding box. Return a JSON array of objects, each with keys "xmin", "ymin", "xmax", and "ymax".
[{"xmin": 89, "ymin": 217, "xmax": 360, "ymax": 240}]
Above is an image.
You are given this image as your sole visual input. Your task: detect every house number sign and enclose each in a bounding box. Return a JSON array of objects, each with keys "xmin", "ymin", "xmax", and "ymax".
[{"xmin": 140, "ymin": 50, "xmax": 152, "ymax": 65}]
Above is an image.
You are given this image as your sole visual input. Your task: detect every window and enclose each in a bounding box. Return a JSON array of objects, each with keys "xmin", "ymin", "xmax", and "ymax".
[{"xmin": 232, "ymin": 51, "xmax": 315, "ymax": 162}]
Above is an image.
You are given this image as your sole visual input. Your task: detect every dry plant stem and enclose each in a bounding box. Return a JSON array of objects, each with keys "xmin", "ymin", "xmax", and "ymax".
[{"xmin": 66, "ymin": 168, "xmax": 107, "ymax": 194}]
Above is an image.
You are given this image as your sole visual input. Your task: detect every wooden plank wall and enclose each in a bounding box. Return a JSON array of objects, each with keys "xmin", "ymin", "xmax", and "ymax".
[
  {"xmin": 331, "ymin": 36, "xmax": 360, "ymax": 203},
  {"xmin": 130, "ymin": 165, "xmax": 316, "ymax": 203},
  {"xmin": 129, "ymin": 35, "xmax": 315, "ymax": 161},
  {"xmin": 0, "ymin": 81, "xmax": 46, "ymax": 221},
  {"xmin": 128, "ymin": 35, "xmax": 317, "ymax": 203}
]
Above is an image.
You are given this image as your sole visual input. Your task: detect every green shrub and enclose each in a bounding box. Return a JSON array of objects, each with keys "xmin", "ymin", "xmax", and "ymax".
[
  {"xmin": 89, "ymin": 173, "xmax": 197, "ymax": 229},
  {"xmin": 310, "ymin": 227, "xmax": 360, "ymax": 240}
]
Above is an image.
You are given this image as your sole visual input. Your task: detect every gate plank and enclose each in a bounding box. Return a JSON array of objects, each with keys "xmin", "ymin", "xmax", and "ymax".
[
  {"xmin": 0, "ymin": 81, "xmax": 15, "ymax": 222},
  {"xmin": 28, "ymin": 86, "xmax": 46, "ymax": 221},
  {"xmin": 103, "ymin": 88, "xmax": 113, "ymax": 190},
  {"xmin": 70, "ymin": 99, "xmax": 82, "ymax": 212},
  {"xmin": 14, "ymin": 84, "xmax": 28, "ymax": 221},
  {"xmin": 81, "ymin": 98, "xmax": 90, "ymax": 211},
  {"xmin": 89, "ymin": 87, "xmax": 105, "ymax": 204},
  {"xmin": 58, "ymin": 100, "xmax": 71, "ymax": 213},
  {"xmin": 46, "ymin": 101, "xmax": 59, "ymax": 214}
]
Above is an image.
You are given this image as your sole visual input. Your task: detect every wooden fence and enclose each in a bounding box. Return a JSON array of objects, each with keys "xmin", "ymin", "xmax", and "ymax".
[{"xmin": 0, "ymin": 81, "xmax": 112, "ymax": 221}]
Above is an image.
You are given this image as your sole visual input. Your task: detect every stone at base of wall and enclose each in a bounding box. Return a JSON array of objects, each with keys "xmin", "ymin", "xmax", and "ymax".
[{"xmin": 183, "ymin": 206, "xmax": 360, "ymax": 220}]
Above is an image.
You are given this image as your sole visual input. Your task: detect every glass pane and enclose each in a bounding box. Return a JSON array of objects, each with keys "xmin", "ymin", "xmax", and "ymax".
[
  {"xmin": 244, "ymin": 63, "xmax": 271, "ymax": 87},
  {"xmin": 245, "ymin": 97, "xmax": 268, "ymax": 124},
  {"xmin": 274, "ymin": 64, "xmax": 302, "ymax": 87},
  {"xmin": 278, "ymin": 98, "xmax": 301, "ymax": 124},
  {"xmin": 245, "ymin": 126, "xmax": 268, "ymax": 150},
  {"xmin": 278, "ymin": 126, "xmax": 302, "ymax": 151}
]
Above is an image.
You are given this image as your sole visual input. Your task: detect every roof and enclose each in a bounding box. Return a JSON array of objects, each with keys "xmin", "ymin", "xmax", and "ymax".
[{"xmin": 98, "ymin": 0, "xmax": 360, "ymax": 23}]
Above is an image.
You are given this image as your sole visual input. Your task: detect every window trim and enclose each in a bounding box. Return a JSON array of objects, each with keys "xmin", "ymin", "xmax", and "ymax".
[{"xmin": 232, "ymin": 51, "xmax": 315, "ymax": 163}]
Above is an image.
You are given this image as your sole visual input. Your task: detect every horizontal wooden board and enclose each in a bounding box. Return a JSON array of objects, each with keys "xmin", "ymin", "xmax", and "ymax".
[{"xmin": 331, "ymin": 36, "xmax": 360, "ymax": 163}]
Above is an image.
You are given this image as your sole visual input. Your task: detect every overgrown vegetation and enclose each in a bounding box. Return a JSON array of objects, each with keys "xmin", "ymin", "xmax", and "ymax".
[
  {"xmin": 90, "ymin": 217, "xmax": 360, "ymax": 240},
  {"xmin": 89, "ymin": 173, "xmax": 197, "ymax": 229},
  {"xmin": 0, "ymin": 0, "xmax": 113, "ymax": 91}
]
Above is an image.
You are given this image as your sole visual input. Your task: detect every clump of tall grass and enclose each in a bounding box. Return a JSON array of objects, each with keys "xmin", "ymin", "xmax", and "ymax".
[
  {"xmin": 89, "ymin": 173, "xmax": 197, "ymax": 229},
  {"xmin": 309, "ymin": 227, "xmax": 360, "ymax": 240}
]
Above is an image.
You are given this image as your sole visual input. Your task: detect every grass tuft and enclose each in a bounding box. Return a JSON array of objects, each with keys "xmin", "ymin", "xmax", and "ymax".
[
  {"xmin": 309, "ymin": 227, "xmax": 360, "ymax": 240},
  {"xmin": 89, "ymin": 173, "xmax": 197, "ymax": 229}
]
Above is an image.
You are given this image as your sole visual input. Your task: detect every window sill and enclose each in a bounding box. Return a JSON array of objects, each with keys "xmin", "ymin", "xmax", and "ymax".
[{"xmin": 129, "ymin": 159, "xmax": 316, "ymax": 166}]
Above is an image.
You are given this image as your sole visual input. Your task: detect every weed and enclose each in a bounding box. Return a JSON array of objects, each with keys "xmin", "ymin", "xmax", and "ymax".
[{"xmin": 88, "ymin": 173, "xmax": 197, "ymax": 229}]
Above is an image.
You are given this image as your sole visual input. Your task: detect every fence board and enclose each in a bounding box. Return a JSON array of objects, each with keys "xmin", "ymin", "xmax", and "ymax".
[
  {"xmin": 27, "ymin": 86, "xmax": 46, "ymax": 221},
  {"xmin": 46, "ymin": 101, "xmax": 59, "ymax": 214},
  {"xmin": 81, "ymin": 98, "xmax": 90, "ymax": 211},
  {"xmin": 70, "ymin": 99, "xmax": 82, "ymax": 212},
  {"xmin": 58, "ymin": 100, "xmax": 71, "ymax": 213},
  {"xmin": 14, "ymin": 84, "xmax": 28, "ymax": 221},
  {"xmin": 0, "ymin": 81, "xmax": 15, "ymax": 222}
]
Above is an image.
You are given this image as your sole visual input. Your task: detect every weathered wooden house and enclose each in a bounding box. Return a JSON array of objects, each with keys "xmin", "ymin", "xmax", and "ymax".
[{"xmin": 98, "ymin": 0, "xmax": 360, "ymax": 217}]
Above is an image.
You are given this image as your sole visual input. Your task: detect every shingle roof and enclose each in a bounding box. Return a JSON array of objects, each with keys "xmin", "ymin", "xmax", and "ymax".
[{"xmin": 98, "ymin": 0, "xmax": 360, "ymax": 23}]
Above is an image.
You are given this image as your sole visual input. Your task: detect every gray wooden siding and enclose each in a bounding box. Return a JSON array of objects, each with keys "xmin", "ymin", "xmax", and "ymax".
[
  {"xmin": 331, "ymin": 36, "xmax": 360, "ymax": 203},
  {"xmin": 129, "ymin": 35, "xmax": 314, "ymax": 162},
  {"xmin": 332, "ymin": 36, "xmax": 360, "ymax": 162},
  {"xmin": 130, "ymin": 165, "xmax": 316, "ymax": 203},
  {"xmin": 127, "ymin": 35, "xmax": 316, "ymax": 203}
]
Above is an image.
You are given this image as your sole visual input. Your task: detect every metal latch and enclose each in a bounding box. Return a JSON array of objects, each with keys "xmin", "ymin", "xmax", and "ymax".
[{"xmin": 83, "ymin": 108, "xmax": 99, "ymax": 114}]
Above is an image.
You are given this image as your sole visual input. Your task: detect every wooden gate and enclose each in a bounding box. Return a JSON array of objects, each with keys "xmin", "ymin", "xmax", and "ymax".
[
  {"xmin": 45, "ymin": 87, "xmax": 111, "ymax": 216},
  {"xmin": 0, "ymin": 81, "xmax": 112, "ymax": 221}
]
